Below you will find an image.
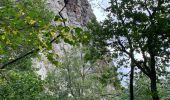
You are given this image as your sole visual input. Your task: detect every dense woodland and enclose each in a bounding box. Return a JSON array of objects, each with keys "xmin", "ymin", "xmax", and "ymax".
[{"xmin": 0, "ymin": 0, "xmax": 170, "ymax": 100}]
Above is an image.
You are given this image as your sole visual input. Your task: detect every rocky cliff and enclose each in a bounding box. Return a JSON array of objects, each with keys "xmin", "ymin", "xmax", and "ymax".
[
  {"xmin": 34, "ymin": 0, "xmax": 94, "ymax": 79},
  {"xmin": 47, "ymin": 0, "xmax": 94, "ymax": 26}
]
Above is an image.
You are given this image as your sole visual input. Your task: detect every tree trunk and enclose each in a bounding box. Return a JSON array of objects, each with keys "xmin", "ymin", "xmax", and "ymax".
[
  {"xmin": 130, "ymin": 65, "xmax": 134, "ymax": 100},
  {"xmin": 150, "ymin": 76, "xmax": 159, "ymax": 100},
  {"xmin": 150, "ymin": 53, "xmax": 159, "ymax": 100}
]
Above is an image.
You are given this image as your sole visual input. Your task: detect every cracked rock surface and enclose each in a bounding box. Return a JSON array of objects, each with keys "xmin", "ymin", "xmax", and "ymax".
[
  {"xmin": 47, "ymin": 0, "xmax": 94, "ymax": 27},
  {"xmin": 34, "ymin": 0, "xmax": 95, "ymax": 79}
]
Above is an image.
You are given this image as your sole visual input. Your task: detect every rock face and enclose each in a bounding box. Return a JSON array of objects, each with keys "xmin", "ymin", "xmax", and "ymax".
[
  {"xmin": 47, "ymin": 0, "xmax": 94, "ymax": 27},
  {"xmin": 34, "ymin": 0, "xmax": 94, "ymax": 79},
  {"xmin": 47, "ymin": 0, "xmax": 94, "ymax": 56}
]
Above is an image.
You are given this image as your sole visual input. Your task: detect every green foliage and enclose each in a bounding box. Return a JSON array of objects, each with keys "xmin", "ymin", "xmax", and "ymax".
[
  {"xmin": 88, "ymin": 0, "xmax": 170, "ymax": 99},
  {"xmin": 0, "ymin": 0, "xmax": 89, "ymax": 69},
  {"xmin": 0, "ymin": 0, "xmax": 55, "ymax": 64},
  {"xmin": 86, "ymin": 18, "xmax": 110, "ymax": 62},
  {"xmin": 132, "ymin": 74, "xmax": 170, "ymax": 100},
  {"xmin": 99, "ymin": 67, "xmax": 121, "ymax": 89},
  {"xmin": 0, "ymin": 57, "xmax": 43, "ymax": 100},
  {"xmin": 0, "ymin": 70, "xmax": 43, "ymax": 100},
  {"xmin": 119, "ymin": 74, "xmax": 170, "ymax": 100},
  {"xmin": 134, "ymin": 76, "xmax": 152, "ymax": 100},
  {"xmin": 0, "ymin": 0, "xmax": 123, "ymax": 99},
  {"xmin": 44, "ymin": 47, "xmax": 121, "ymax": 100}
]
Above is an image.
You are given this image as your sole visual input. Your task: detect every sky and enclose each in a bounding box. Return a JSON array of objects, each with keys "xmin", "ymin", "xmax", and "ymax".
[
  {"xmin": 89, "ymin": 0, "xmax": 170, "ymax": 87},
  {"xmin": 88, "ymin": 0, "xmax": 110, "ymax": 22},
  {"xmin": 89, "ymin": 0, "xmax": 130, "ymax": 86}
]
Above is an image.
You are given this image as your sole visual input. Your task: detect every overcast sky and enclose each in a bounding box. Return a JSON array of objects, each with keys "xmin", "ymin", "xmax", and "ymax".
[
  {"xmin": 89, "ymin": 0, "xmax": 170, "ymax": 87},
  {"xmin": 89, "ymin": 0, "xmax": 132, "ymax": 86},
  {"xmin": 89, "ymin": 0, "xmax": 110, "ymax": 22}
]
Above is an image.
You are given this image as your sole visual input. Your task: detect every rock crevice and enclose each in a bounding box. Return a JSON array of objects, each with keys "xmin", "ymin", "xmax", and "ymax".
[
  {"xmin": 47, "ymin": 0, "xmax": 94, "ymax": 27},
  {"xmin": 35, "ymin": 0, "xmax": 95, "ymax": 79}
]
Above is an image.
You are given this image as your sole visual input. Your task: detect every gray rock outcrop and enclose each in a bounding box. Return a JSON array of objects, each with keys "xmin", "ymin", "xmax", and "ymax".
[
  {"xmin": 34, "ymin": 0, "xmax": 94, "ymax": 79},
  {"xmin": 47, "ymin": 0, "xmax": 94, "ymax": 27}
]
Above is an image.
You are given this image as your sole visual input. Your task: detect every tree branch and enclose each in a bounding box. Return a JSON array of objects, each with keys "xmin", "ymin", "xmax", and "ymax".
[
  {"xmin": 138, "ymin": 42, "xmax": 151, "ymax": 73},
  {"xmin": 0, "ymin": 34, "xmax": 61, "ymax": 69},
  {"xmin": 114, "ymin": 0, "xmax": 150, "ymax": 77},
  {"xmin": 0, "ymin": 0, "xmax": 69, "ymax": 69},
  {"xmin": 118, "ymin": 39, "xmax": 150, "ymax": 77}
]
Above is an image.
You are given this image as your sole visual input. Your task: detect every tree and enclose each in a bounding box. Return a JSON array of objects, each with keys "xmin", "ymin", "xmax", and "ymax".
[
  {"xmin": 0, "ymin": 0, "xmax": 56, "ymax": 67},
  {"xmin": 0, "ymin": 0, "xmax": 85, "ymax": 69},
  {"xmin": 133, "ymin": 73, "xmax": 170, "ymax": 100},
  {"xmin": 0, "ymin": 56, "xmax": 44, "ymax": 100},
  {"xmin": 44, "ymin": 47, "xmax": 121, "ymax": 100},
  {"xmin": 88, "ymin": 0, "xmax": 170, "ymax": 99},
  {"xmin": 0, "ymin": 0, "xmax": 92, "ymax": 99}
]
